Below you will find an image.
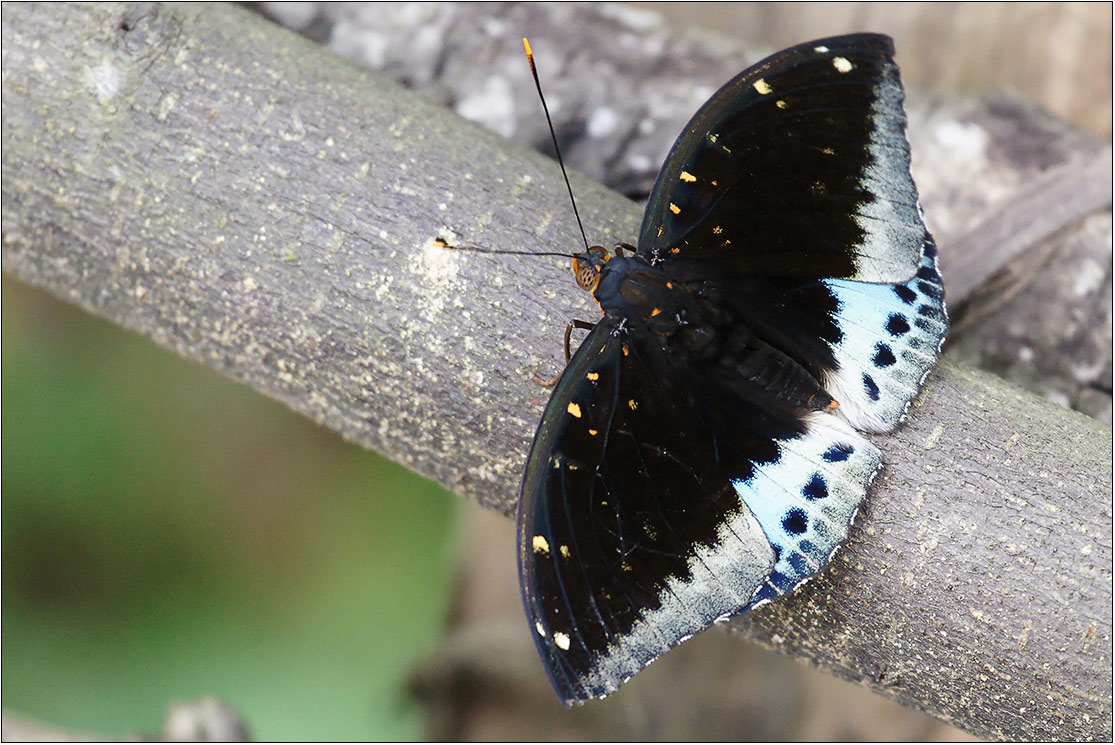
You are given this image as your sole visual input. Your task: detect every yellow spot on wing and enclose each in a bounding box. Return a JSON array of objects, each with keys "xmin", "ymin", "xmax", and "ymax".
[
  {"xmin": 586, "ymin": 371, "xmax": 599, "ymax": 381},
  {"xmin": 650, "ymin": 307, "xmax": 662, "ymax": 317},
  {"xmin": 554, "ymin": 632, "xmax": 571, "ymax": 650},
  {"xmin": 628, "ymin": 399, "xmax": 638, "ymax": 411},
  {"xmin": 532, "ymin": 535, "xmax": 550, "ymax": 554},
  {"xmin": 670, "ymin": 247, "xmax": 680, "ymax": 254},
  {"xmin": 622, "ymin": 343, "xmax": 629, "ymax": 356},
  {"xmin": 560, "ymin": 545, "xmax": 571, "ymax": 558},
  {"xmin": 535, "ymin": 621, "xmax": 545, "ymax": 636},
  {"xmin": 833, "ymin": 56, "xmax": 853, "ymax": 73},
  {"xmin": 680, "ymin": 171, "xmax": 697, "ymax": 182},
  {"xmin": 822, "ymin": 147, "xmax": 835, "ymax": 155},
  {"xmin": 669, "ymin": 203, "xmax": 681, "ymax": 215},
  {"xmin": 776, "ymin": 99, "xmax": 787, "ymax": 109},
  {"xmin": 711, "ymin": 180, "xmax": 718, "ymax": 186},
  {"xmin": 588, "ymin": 428, "xmax": 598, "ymax": 436},
  {"xmin": 567, "ymin": 402, "xmax": 582, "ymax": 418},
  {"xmin": 712, "ymin": 226, "xmax": 722, "ymax": 234},
  {"xmin": 753, "ymin": 78, "xmax": 773, "ymax": 95}
]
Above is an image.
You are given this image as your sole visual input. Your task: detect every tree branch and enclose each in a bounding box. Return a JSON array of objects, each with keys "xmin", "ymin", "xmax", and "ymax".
[{"xmin": 2, "ymin": 3, "xmax": 1110, "ymax": 740}]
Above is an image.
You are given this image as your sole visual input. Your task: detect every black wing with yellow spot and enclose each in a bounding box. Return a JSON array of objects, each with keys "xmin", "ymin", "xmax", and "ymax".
[
  {"xmin": 517, "ymin": 32, "xmax": 946, "ymax": 707},
  {"xmin": 518, "ymin": 320, "xmax": 775, "ymax": 705},
  {"xmin": 637, "ymin": 34, "xmax": 926, "ymax": 284}
]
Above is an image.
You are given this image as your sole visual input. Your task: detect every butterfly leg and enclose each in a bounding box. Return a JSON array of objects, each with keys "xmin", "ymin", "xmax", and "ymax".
[
  {"xmin": 612, "ymin": 242, "xmax": 637, "ymax": 257},
  {"xmin": 532, "ymin": 319, "xmax": 596, "ymax": 386}
]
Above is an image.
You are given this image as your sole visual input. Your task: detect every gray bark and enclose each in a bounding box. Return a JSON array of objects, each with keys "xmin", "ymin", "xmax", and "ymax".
[{"xmin": 2, "ymin": 3, "xmax": 1111, "ymax": 741}]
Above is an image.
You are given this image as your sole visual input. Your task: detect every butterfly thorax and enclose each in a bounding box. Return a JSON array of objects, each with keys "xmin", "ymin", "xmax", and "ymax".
[
  {"xmin": 580, "ymin": 248, "xmax": 840, "ymax": 417},
  {"xmin": 588, "ymin": 251, "xmax": 699, "ymax": 336}
]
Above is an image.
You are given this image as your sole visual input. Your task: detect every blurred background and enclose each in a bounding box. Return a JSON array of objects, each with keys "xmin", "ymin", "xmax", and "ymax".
[
  {"xmin": 3, "ymin": 2, "xmax": 1110, "ymax": 741},
  {"xmin": 2, "ymin": 277, "xmax": 459, "ymax": 740}
]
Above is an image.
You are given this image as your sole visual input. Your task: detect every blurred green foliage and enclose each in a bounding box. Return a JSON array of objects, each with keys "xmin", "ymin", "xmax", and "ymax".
[{"xmin": 2, "ymin": 276, "xmax": 459, "ymax": 740}]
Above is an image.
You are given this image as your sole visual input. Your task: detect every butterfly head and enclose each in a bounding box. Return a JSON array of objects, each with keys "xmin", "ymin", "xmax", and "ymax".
[{"xmin": 572, "ymin": 245, "xmax": 611, "ymax": 293}]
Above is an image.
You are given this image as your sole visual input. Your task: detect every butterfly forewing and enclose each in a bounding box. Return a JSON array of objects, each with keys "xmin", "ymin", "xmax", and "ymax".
[
  {"xmin": 518, "ymin": 321, "xmax": 775, "ymax": 704},
  {"xmin": 637, "ymin": 33, "xmax": 925, "ymax": 284}
]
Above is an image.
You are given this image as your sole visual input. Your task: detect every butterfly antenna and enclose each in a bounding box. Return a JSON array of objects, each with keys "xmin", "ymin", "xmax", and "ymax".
[
  {"xmin": 433, "ymin": 238, "xmax": 574, "ymax": 259},
  {"xmin": 523, "ymin": 37, "xmax": 591, "ymax": 253}
]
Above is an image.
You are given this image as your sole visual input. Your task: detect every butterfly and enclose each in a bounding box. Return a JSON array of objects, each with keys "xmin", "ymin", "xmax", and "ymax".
[{"xmin": 516, "ymin": 33, "xmax": 947, "ymax": 706}]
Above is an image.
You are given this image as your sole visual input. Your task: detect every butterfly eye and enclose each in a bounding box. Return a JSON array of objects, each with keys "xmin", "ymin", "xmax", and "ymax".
[{"xmin": 573, "ymin": 257, "xmax": 599, "ymax": 291}]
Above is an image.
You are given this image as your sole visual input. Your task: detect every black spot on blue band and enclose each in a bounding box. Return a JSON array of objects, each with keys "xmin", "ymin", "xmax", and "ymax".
[
  {"xmin": 894, "ymin": 285, "xmax": 917, "ymax": 304},
  {"xmin": 787, "ymin": 552, "xmax": 810, "ymax": 575},
  {"xmin": 872, "ymin": 343, "xmax": 897, "ymax": 367},
  {"xmin": 863, "ymin": 373, "xmax": 880, "ymax": 401},
  {"xmin": 782, "ymin": 508, "xmax": 808, "ymax": 535},
  {"xmin": 798, "ymin": 539, "xmax": 822, "ymax": 560},
  {"xmin": 917, "ymin": 281, "xmax": 942, "ymax": 299},
  {"xmin": 822, "ymin": 444, "xmax": 853, "ymax": 462},
  {"xmin": 803, "ymin": 473, "xmax": 828, "ymax": 500},
  {"xmin": 886, "ymin": 313, "xmax": 910, "ymax": 336}
]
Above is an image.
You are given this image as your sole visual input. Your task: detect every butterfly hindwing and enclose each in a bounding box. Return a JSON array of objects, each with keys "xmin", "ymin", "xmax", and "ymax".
[
  {"xmin": 637, "ymin": 33, "xmax": 925, "ymax": 284},
  {"xmin": 735, "ymin": 412, "xmax": 880, "ymax": 609},
  {"xmin": 820, "ymin": 237, "xmax": 947, "ymax": 431},
  {"xmin": 518, "ymin": 321, "xmax": 775, "ymax": 704}
]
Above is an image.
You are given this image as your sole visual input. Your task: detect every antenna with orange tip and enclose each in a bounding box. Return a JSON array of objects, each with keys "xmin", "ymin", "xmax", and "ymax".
[{"xmin": 523, "ymin": 37, "xmax": 591, "ymax": 253}]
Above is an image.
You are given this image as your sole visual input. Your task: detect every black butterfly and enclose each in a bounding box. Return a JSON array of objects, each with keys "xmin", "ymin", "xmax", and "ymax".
[{"xmin": 517, "ymin": 33, "xmax": 947, "ymax": 706}]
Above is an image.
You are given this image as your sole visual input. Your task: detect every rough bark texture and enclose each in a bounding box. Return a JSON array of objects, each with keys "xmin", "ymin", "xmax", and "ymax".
[{"xmin": 2, "ymin": 3, "xmax": 1111, "ymax": 741}]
